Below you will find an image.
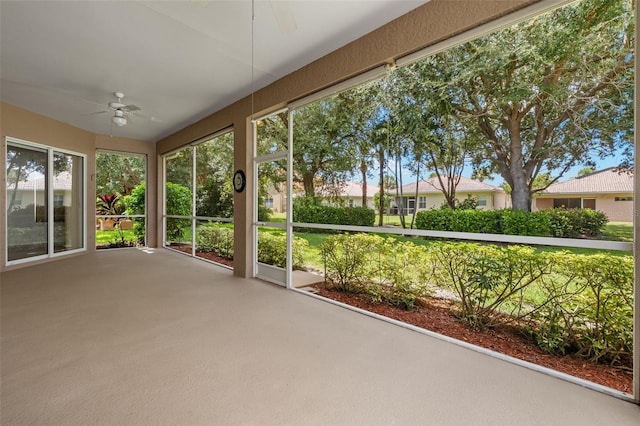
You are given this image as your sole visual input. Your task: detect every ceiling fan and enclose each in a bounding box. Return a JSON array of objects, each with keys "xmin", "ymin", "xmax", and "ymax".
[{"xmin": 88, "ymin": 92, "xmax": 158, "ymax": 127}]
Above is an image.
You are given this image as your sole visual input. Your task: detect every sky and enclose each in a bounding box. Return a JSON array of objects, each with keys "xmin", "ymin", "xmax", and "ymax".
[{"xmin": 363, "ymin": 149, "xmax": 628, "ymax": 188}]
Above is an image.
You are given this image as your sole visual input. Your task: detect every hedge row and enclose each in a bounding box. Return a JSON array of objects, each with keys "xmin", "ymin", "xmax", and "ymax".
[
  {"xmin": 321, "ymin": 234, "xmax": 632, "ymax": 367},
  {"xmin": 414, "ymin": 208, "xmax": 608, "ymax": 238},
  {"xmin": 293, "ymin": 198, "xmax": 375, "ymax": 231},
  {"xmin": 196, "ymin": 223, "xmax": 307, "ymax": 268}
]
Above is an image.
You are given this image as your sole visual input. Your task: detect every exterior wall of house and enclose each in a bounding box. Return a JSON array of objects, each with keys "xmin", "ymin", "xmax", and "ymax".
[
  {"xmin": 398, "ymin": 191, "xmax": 505, "ymax": 213},
  {"xmin": 596, "ymin": 195, "xmax": 634, "ymax": 222},
  {"xmin": 534, "ymin": 194, "xmax": 634, "ymax": 222},
  {"xmin": 344, "ymin": 196, "xmax": 375, "ymax": 209}
]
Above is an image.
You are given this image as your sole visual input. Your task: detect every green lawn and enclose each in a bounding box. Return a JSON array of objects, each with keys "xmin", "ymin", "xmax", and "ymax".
[
  {"xmin": 95, "ymin": 229, "xmax": 136, "ymax": 244},
  {"xmin": 601, "ymin": 221, "xmax": 633, "ymax": 242},
  {"xmin": 180, "ymin": 219, "xmax": 633, "ymax": 269}
]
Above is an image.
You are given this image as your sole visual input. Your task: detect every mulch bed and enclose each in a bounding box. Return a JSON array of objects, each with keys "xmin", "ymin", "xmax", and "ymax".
[
  {"xmin": 171, "ymin": 245, "xmax": 234, "ymax": 268},
  {"xmin": 165, "ymin": 244, "xmax": 632, "ymax": 394},
  {"xmin": 313, "ymin": 285, "xmax": 632, "ymax": 394}
]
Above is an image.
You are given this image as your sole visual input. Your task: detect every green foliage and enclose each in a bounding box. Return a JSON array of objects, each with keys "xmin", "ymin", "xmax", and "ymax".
[
  {"xmin": 96, "ymin": 194, "xmax": 123, "ymax": 216},
  {"xmin": 293, "ymin": 197, "xmax": 375, "ymax": 231},
  {"xmin": 320, "ymin": 233, "xmax": 632, "ymax": 366},
  {"xmin": 196, "ymin": 224, "xmax": 235, "ymax": 258},
  {"xmin": 165, "ymin": 182, "xmax": 193, "ymax": 240},
  {"xmin": 415, "ymin": 209, "xmax": 501, "ymax": 234},
  {"xmin": 430, "ymin": 243, "xmax": 551, "ymax": 328},
  {"xmin": 532, "ymin": 254, "xmax": 633, "ymax": 365},
  {"xmin": 257, "ymin": 231, "xmax": 307, "ymax": 269},
  {"xmin": 373, "ymin": 191, "xmax": 394, "ymax": 211},
  {"xmin": 499, "ymin": 210, "xmax": 550, "ymax": 237},
  {"xmin": 455, "ymin": 195, "xmax": 479, "ymax": 210},
  {"xmin": 321, "ymin": 233, "xmax": 379, "ymax": 292},
  {"xmin": 414, "ymin": 208, "xmax": 607, "ymax": 238},
  {"xmin": 402, "ymin": 0, "xmax": 634, "ymax": 210},
  {"xmin": 123, "ymin": 183, "xmax": 146, "ymax": 243},
  {"xmin": 95, "ymin": 152, "xmax": 145, "ymax": 196},
  {"xmin": 321, "ymin": 234, "xmax": 433, "ymax": 309},
  {"xmin": 546, "ymin": 208, "xmax": 608, "ymax": 237},
  {"xmin": 257, "ymin": 203, "xmax": 272, "ymax": 222},
  {"xmin": 197, "ymin": 178, "xmax": 233, "ymax": 219}
]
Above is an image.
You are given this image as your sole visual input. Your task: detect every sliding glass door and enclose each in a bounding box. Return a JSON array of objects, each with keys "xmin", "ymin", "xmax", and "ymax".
[{"xmin": 5, "ymin": 138, "xmax": 85, "ymax": 265}]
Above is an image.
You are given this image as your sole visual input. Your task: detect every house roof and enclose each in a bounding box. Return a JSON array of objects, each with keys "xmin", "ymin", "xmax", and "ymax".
[
  {"xmin": 321, "ymin": 182, "xmax": 378, "ymax": 197},
  {"xmin": 541, "ymin": 168, "xmax": 633, "ymax": 195},
  {"xmin": 342, "ymin": 182, "xmax": 379, "ymax": 198},
  {"xmin": 400, "ymin": 176, "xmax": 502, "ymax": 194}
]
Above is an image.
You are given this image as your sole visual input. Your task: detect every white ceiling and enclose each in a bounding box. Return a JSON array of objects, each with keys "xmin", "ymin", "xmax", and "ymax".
[{"xmin": 1, "ymin": 0, "xmax": 426, "ymax": 142}]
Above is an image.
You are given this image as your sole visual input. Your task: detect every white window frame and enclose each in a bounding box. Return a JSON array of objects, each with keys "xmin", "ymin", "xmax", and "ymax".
[{"xmin": 162, "ymin": 129, "xmax": 235, "ymax": 268}]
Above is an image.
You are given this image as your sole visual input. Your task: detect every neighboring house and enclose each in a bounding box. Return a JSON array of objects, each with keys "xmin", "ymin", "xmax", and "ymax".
[
  {"xmin": 6, "ymin": 171, "xmax": 75, "ymax": 212},
  {"xmin": 264, "ymin": 182, "xmax": 287, "ymax": 213},
  {"xmin": 534, "ymin": 168, "xmax": 634, "ymax": 222},
  {"xmin": 320, "ymin": 181, "xmax": 379, "ymax": 209},
  {"xmin": 266, "ymin": 181, "xmax": 378, "ymax": 213},
  {"xmin": 395, "ymin": 176, "xmax": 510, "ymax": 214}
]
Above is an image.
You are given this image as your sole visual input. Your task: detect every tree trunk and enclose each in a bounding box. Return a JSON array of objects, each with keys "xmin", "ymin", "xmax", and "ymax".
[
  {"xmin": 510, "ymin": 182, "xmax": 532, "ymax": 211},
  {"xmin": 302, "ymin": 173, "xmax": 315, "ymax": 198},
  {"xmin": 378, "ymin": 147, "xmax": 385, "ymax": 226},
  {"xmin": 508, "ymin": 117, "xmax": 532, "ymax": 211},
  {"xmin": 360, "ymin": 161, "xmax": 367, "ymax": 207},
  {"xmin": 395, "ymin": 153, "xmax": 406, "ymax": 229},
  {"xmin": 410, "ymin": 162, "xmax": 420, "ymax": 229}
]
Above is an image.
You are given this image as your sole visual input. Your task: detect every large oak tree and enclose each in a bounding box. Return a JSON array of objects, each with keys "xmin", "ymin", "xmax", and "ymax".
[{"xmin": 418, "ymin": 0, "xmax": 634, "ymax": 211}]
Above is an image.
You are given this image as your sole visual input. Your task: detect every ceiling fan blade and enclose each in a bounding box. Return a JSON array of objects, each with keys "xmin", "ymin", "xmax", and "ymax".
[
  {"xmin": 82, "ymin": 110, "xmax": 109, "ymax": 115},
  {"xmin": 131, "ymin": 111, "xmax": 163, "ymax": 123},
  {"xmin": 121, "ymin": 104, "xmax": 141, "ymax": 112},
  {"xmin": 269, "ymin": 1, "xmax": 297, "ymax": 34}
]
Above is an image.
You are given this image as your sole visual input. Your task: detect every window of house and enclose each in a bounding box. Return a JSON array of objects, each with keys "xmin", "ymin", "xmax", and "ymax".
[
  {"xmin": 477, "ymin": 197, "xmax": 487, "ymax": 207},
  {"xmin": 615, "ymin": 197, "xmax": 633, "ymax": 201},
  {"xmin": 582, "ymin": 198, "xmax": 596, "ymax": 209},
  {"xmin": 419, "ymin": 196, "xmax": 426, "ymax": 209},
  {"xmin": 265, "ymin": 197, "xmax": 274, "ymax": 209},
  {"xmin": 54, "ymin": 194, "xmax": 64, "ymax": 207},
  {"xmin": 348, "ymin": 199, "xmax": 355, "ymax": 208},
  {"xmin": 553, "ymin": 198, "xmax": 581, "ymax": 209}
]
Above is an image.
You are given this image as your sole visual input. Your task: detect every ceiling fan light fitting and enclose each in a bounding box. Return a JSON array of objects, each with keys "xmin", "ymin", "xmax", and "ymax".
[{"xmin": 112, "ymin": 115, "xmax": 127, "ymax": 127}]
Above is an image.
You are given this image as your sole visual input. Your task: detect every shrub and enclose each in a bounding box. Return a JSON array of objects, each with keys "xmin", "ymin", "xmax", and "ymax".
[
  {"xmin": 164, "ymin": 182, "xmax": 193, "ymax": 240},
  {"xmin": 429, "ymin": 242, "xmax": 552, "ymax": 328},
  {"xmin": 379, "ymin": 239, "xmax": 434, "ymax": 309},
  {"xmin": 321, "ymin": 233, "xmax": 380, "ymax": 292},
  {"xmin": 257, "ymin": 230, "xmax": 307, "ymax": 269},
  {"xmin": 532, "ymin": 253, "xmax": 633, "ymax": 365},
  {"xmin": 196, "ymin": 224, "xmax": 234, "ymax": 258},
  {"xmin": 321, "ymin": 234, "xmax": 433, "ymax": 309},
  {"xmin": 415, "ymin": 208, "xmax": 607, "ymax": 238},
  {"xmin": 414, "ymin": 209, "xmax": 501, "ymax": 234},
  {"xmin": 498, "ymin": 210, "xmax": 550, "ymax": 236},
  {"xmin": 545, "ymin": 208, "xmax": 608, "ymax": 237},
  {"xmin": 123, "ymin": 183, "xmax": 146, "ymax": 243},
  {"xmin": 293, "ymin": 197, "xmax": 375, "ymax": 232}
]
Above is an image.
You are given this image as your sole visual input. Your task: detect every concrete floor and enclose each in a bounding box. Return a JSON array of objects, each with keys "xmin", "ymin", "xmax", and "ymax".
[{"xmin": 2, "ymin": 248, "xmax": 639, "ymax": 425}]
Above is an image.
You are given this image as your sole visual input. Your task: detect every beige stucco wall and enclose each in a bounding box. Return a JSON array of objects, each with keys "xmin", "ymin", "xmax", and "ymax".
[
  {"xmin": 1, "ymin": 102, "xmax": 155, "ymax": 271},
  {"xmin": 402, "ymin": 191, "xmax": 507, "ymax": 212},
  {"xmin": 156, "ymin": 0, "xmax": 540, "ymax": 278}
]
